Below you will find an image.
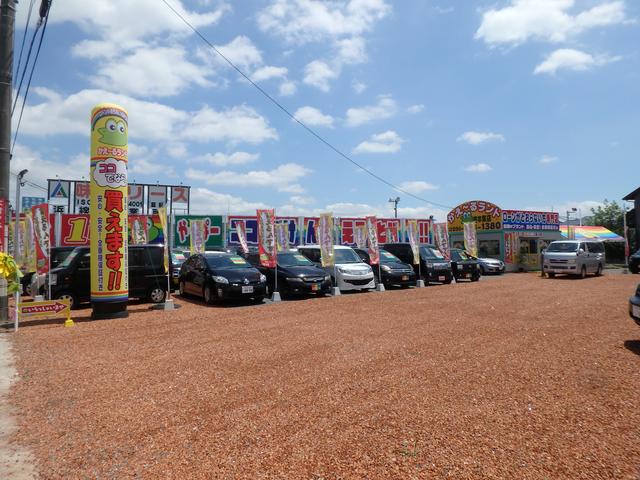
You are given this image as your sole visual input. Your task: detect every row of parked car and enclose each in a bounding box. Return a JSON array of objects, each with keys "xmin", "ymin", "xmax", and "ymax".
[{"xmin": 23, "ymin": 242, "xmax": 507, "ymax": 308}]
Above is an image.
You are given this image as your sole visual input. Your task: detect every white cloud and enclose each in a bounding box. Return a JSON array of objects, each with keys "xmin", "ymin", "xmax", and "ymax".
[
  {"xmin": 293, "ymin": 106, "xmax": 334, "ymax": 127},
  {"xmin": 16, "ymin": 88, "xmax": 278, "ymax": 147},
  {"xmin": 279, "ymin": 81, "xmax": 297, "ymax": 96},
  {"xmin": 538, "ymin": 155, "xmax": 558, "ymax": 165},
  {"xmin": 85, "ymin": 46, "xmax": 212, "ymax": 97},
  {"xmin": 407, "ymin": 104, "xmax": 425, "ymax": 114},
  {"xmin": 251, "ymin": 65, "xmax": 288, "ymax": 82},
  {"xmin": 181, "ymin": 105, "xmax": 278, "ymax": 145},
  {"xmin": 457, "ymin": 131, "xmax": 505, "ymax": 145},
  {"xmin": 214, "ymin": 35, "xmax": 263, "ymax": 70},
  {"xmin": 345, "ymin": 95, "xmax": 397, "ymax": 127},
  {"xmin": 336, "ymin": 36, "xmax": 367, "ymax": 64},
  {"xmin": 398, "ymin": 181, "xmax": 439, "ymax": 194},
  {"xmin": 303, "ymin": 60, "xmax": 339, "ymax": 91},
  {"xmin": 464, "ymin": 163, "xmax": 493, "ymax": 173},
  {"xmin": 353, "ymin": 130, "xmax": 404, "ymax": 154},
  {"xmin": 524, "ymin": 200, "xmax": 604, "ymax": 218},
  {"xmin": 257, "ymin": 0, "xmax": 392, "ymax": 44},
  {"xmin": 196, "ymin": 152, "xmax": 260, "ymax": 167},
  {"xmin": 476, "ymin": 0, "xmax": 626, "ymax": 46},
  {"xmin": 166, "ymin": 143, "xmax": 188, "ymax": 158},
  {"xmin": 289, "ymin": 195, "xmax": 315, "ymax": 205},
  {"xmin": 352, "ymin": 81, "xmax": 367, "ymax": 94},
  {"xmin": 533, "ymin": 48, "xmax": 620, "ymax": 75},
  {"xmin": 185, "ymin": 163, "xmax": 311, "ymax": 191},
  {"xmin": 190, "ymin": 187, "xmax": 270, "ymax": 215}
]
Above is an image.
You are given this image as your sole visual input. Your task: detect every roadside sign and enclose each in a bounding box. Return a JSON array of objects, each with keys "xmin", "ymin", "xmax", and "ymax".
[{"xmin": 18, "ymin": 298, "xmax": 73, "ymax": 327}]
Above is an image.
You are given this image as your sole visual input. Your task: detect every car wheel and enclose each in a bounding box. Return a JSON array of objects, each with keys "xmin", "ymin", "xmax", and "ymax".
[
  {"xmin": 179, "ymin": 281, "xmax": 187, "ymax": 296},
  {"xmin": 471, "ymin": 274, "xmax": 480, "ymax": 282},
  {"xmin": 203, "ymin": 285, "xmax": 214, "ymax": 304},
  {"xmin": 596, "ymin": 264, "xmax": 603, "ymax": 276},
  {"xmin": 580, "ymin": 265, "xmax": 587, "ymax": 279},
  {"xmin": 55, "ymin": 292, "xmax": 76, "ymax": 310},
  {"xmin": 148, "ymin": 287, "xmax": 166, "ymax": 304},
  {"xmin": 548, "ymin": 272, "xmax": 555, "ymax": 278}
]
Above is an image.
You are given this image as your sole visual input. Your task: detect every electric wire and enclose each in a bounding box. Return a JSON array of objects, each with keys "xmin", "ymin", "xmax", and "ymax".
[
  {"xmin": 160, "ymin": 0, "xmax": 453, "ymax": 211},
  {"xmin": 11, "ymin": 0, "xmax": 52, "ymax": 155},
  {"xmin": 11, "ymin": 0, "xmax": 40, "ymax": 116}
]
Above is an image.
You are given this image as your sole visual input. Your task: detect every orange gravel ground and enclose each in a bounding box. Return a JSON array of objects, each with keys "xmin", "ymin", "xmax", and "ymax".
[{"xmin": 7, "ymin": 273, "xmax": 640, "ymax": 479}]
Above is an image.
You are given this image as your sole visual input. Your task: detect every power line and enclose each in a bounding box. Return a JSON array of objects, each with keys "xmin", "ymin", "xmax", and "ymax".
[
  {"xmin": 12, "ymin": 0, "xmax": 37, "ymax": 109},
  {"xmin": 9, "ymin": 170, "xmax": 48, "ymax": 192},
  {"xmin": 159, "ymin": 0, "xmax": 453, "ymax": 212},
  {"xmin": 11, "ymin": 0, "xmax": 40, "ymax": 116},
  {"xmin": 11, "ymin": 0, "xmax": 52, "ymax": 154}
]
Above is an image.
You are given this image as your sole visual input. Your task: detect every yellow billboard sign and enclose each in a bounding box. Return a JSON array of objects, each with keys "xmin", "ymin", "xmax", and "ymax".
[
  {"xmin": 447, "ymin": 200, "xmax": 502, "ymax": 233},
  {"xmin": 19, "ymin": 299, "xmax": 73, "ymax": 327}
]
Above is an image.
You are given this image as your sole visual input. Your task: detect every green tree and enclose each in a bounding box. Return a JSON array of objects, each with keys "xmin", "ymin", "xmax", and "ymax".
[{"xmin": 590, "ymin": 200, "xmax": 624, "ymax": 235}]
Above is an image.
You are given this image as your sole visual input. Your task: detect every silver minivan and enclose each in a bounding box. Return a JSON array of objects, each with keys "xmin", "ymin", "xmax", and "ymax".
[
  {"xmin": 543, "ymin": 240, "xmax": 605, "ymax": 278},
  {"xmin": 297, "ymin": 245, "xmax": 375, "ymax": 292}
]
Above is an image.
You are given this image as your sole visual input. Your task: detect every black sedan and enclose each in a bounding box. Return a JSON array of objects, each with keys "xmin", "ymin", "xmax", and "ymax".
[
  {"xmin": 629, "ymin": 249, "xmax": 640, "ymax": 274},
  {"xmin": 242, "ymin": 250, "xmax": 332, "ymax": 297},
  {"xmin": 353, "ymin": 247, "xmax": 416, "ymax": 288},
  {"xmin": 178, "ymin": 252, "xmax": 267, "ymax": 304},
  {"xmin": 630, "ymin": 283, "xmax": 640, "ymax": 326},
  {"xmin": 450, "ymin": 248, "xmax": 481, "ymax": 282}
]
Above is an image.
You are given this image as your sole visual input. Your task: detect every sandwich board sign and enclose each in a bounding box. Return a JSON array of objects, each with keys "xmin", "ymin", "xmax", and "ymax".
[{"xmin": 17, "ymin": 298, "xmax": 73, "ymax": 328}]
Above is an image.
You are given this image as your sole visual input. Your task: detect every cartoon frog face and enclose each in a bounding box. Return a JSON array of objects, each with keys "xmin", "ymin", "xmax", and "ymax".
[{"xmin": 98, "ymin": 118, "xmax": 127, "ymax": 146}]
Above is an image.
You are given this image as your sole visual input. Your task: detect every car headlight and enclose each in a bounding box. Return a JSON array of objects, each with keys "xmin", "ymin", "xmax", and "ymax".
[
  {"xmin": 337, "ymin": 267, "xmax": 347, "ymax": 274},
  {"xmin": 426, "ymin": 263, "xmax": 434, "ymax": 268},
  {"xmin": 381, "ymin": 265, "xmax": 391, "ymax": 272},
  {"xmin": 213, "ymin": 276, "xmax": 229, "ymax": 284},
  {"xmin": 49, "ymin": 274, "xmax": 57, "ymax": 286},
  {"xmin": 260, "ymin": 274, "xmax": 267, "ymax": 283},
  {"xmin": 324, "ymin": 275, "xmax": 331, "ymax": 281}
]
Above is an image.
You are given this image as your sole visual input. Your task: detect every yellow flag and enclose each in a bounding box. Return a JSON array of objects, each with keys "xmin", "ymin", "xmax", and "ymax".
[{"xmin": 158, "ymin": 206, "xmax": 169, "ymax": 273}]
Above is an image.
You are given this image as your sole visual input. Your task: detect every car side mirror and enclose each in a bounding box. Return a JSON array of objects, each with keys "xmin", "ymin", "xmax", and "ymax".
[{"xmin": 578, "ymin": 248, "xmax": 585, "ymax": 255}]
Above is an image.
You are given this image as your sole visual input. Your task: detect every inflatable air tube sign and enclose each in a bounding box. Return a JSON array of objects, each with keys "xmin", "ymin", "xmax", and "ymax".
[{"xmin": 90, "ymin": 103, "xmax": 129, "ymax": 319}]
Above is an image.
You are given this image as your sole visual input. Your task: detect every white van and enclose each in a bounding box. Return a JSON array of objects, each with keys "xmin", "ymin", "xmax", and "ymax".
[
  {"xmin": 296, "ymin": 245, "xmax": 375, "ymax": 292},
  {"xmin": 543, "ymin": 240, "xmax": 605, "ymax": 278}
]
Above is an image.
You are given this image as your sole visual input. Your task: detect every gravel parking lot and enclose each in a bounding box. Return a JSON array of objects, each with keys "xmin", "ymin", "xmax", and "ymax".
[{"xmin": 4, "ymin": 273, "xmax": 640, "ymax": 479}]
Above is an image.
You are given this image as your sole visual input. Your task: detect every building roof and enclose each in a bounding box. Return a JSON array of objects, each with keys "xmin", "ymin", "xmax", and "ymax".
[
  {"xmin": 559, "ymin": 226, "xmax": 625, "ymax": 242},
  {"xmin": 623, "ymin": 186, "xmax": 640, "ymax": 201}
]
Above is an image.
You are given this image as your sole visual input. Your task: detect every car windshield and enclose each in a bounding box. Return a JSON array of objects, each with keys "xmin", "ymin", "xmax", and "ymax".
[
  {"xmin": 278, "ymin": 253, "xmax": 314, "ymax": 267},
  {"xmin": 52, "ymin": 249, "xmax": 74, "ymax": 267},
  {"xmin": 205, "ymin": 255, "xmax": 252, "ymax": 269},
  {"xmin": 454, "ymin": 250, "xmax": 470, "ymax": 260},
  {"xmin": 380, "ymin": 250, "xmax": 402, "ymax": 263},
  {"xmin": 420, "ymin": 246, "xmax": 445, "ymax": 260},
  {"xmin": 334, "ymin": 249, "xmax": 362, "ymax": 264},
  {"xmin": 58, "ymin": 248, "xmax": 82, "ymax": 268},
  {"xmin": 547, "ymin": 242, "xmax": 579, "ymax": 253}
]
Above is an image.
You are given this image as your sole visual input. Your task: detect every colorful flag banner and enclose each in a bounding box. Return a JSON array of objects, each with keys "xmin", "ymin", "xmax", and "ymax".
[
  {"xmin": 318, "ymin": 213, "xmax": 334, "ymax": 267},
  {"xmin": 407, "ymin": 219, "xmax": 420, "ymax": 265},
  {"xmin": 24, "ymin": 212, "xmax": 37, "ymax": 272},
  {"xmin": 0, "ymin": 198, "xmax": 5, "ymax": 253},
  {"xmin": 157, "ymin": 206, "xmax": 169, "ymax": 274},
  {"xmin": 257, "ymin": 209, "xmax": 277, "ymax": 268},
  {"xmin": 236, "ymin": 222, "xmax": 249, "ymax": 254},
  {"xmin": 365, "ymin": 216, "xmax": 380, "ymax": 265},
  {"xmin": 189, "ymin": 220, "xmax": 206, "ymax": 254},
  {"xmin": 434, "ymin": 222, "xmax": 450, "ymax": 260},
  {"xmin": 463, "ymin": 221, "xmax": 478, "ymax": 257},
  {"xmin": 504, "ymin": 232, "xmax": 519, "ymax": 265},
  {"xmin": 130, "ymin": 216, "xmax": 148, "ymax": 245},
  {"xmin": 31, "ymin": 203, "xmax": 51, "ymax": 275},
  {"xmin": 354, "ymin": 225, "xmax": 367, "ymax": 249},
  {"xmin": 275, "ymin": 222, "xmax": 289, "ymax": 252}
]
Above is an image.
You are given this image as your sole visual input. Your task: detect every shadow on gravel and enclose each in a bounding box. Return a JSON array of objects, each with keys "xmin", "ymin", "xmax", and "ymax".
[{"xmin": 623, "ymin": 340, "xmax": 640, "ymax": 356}]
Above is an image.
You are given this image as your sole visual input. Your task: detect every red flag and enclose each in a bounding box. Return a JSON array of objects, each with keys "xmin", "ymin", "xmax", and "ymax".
[
  {"xmin": 365, "ymin": 216, "xmax": 380, "ymax": 265},
  {"xmin": 31, "ymin": 203, "xmax": 51, "ymax": 274}
]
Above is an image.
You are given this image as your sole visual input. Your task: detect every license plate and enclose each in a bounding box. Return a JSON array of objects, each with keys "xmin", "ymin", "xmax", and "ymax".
[
  {"xmin": 402, "ymin": 275, "xmax": 408, "ymax": 281},
  {"xmin": 633, "ymin": 304, "xmax": 640, "ymax": 318},
  {"xmin": 438, "ymin": 276, "xmax": 445, "ymax": 281},
  {"xmin": 242, "ymin": 286, "xmax": 253, "ymax": 294},
  {"xmin": 311, "ymin": 283, "xmax": 319, "ymax": 291}
]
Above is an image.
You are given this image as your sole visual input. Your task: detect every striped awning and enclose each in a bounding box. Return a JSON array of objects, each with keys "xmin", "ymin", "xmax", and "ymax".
[{"xmin": 559, "ymin": 225, "xmax": 625, "ymax": 242}]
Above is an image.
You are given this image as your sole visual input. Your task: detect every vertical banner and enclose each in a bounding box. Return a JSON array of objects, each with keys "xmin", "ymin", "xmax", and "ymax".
[
  {"xmin": 236, "ymin": 222, "xmax": 249, "ymax": 254},
  {"xmin": 365, "ymin": 216, "xmax": 380, "ymax": 265},
  {"xmin": 463, "ymin": 221, "xmax": 478, "ymax": 257},
  {"xmin": 24, "ymin": 212, "xmax": 37, "ymax": 272},
  {"xmin": 90, "ymin": 103, "xmax": 129, "ymax": 318},
  {"xmin": 567, "ymin": 225, "xmax": 576, "ymax": 240},
  {"xmin": 407, "ymin": 220, "xmax": 420, "ymax": 265},
  {"xmin": 31, "ymin": 204, "xmax": 50, "ymax": 275},
  {"xmin": 129, "ymin": 216, "xmax": 148, "ymax": 245},
  {"xmin": 0, "ymin": 198, "xmax": 5, "ymax": 253},
  {"xmin": 504, "ymin": 232, "xmax": 519, "ymax": 265},
  {"xmin": 190, "ymin": 220, "xmax": 206, "ymax": 254},
  {"xmin": 257, "ymin": 209, "xmax": 277, "ymax": 268},
  {"xmin": 318, "ymin": 213, "xmax": 334, "ymax": 267},
  {"xmin": 354, "ymin": 225, "xmax": 367, "ymax": 249},
  {"xmin": 157, "ymin": 206, "xmax": 169, "ymax": 274},
  {"xmin": 434, "ymin": 223, "xmax": 451, "ymax": 260},
  {"xmin": 275, "ymin": 222, "xmax": 289, "ymax": 252}
]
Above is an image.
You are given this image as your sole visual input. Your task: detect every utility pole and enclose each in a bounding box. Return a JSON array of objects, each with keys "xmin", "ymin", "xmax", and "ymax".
[
  {"xmin": 0, "ymin": 0, "xmax": 16, "ymax": 324},
  {"xmin": 388, "ymin": 196, "xmax": 400, "ymax": 219}
]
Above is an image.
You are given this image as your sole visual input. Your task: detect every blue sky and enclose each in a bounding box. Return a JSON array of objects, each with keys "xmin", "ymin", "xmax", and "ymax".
[{"xmin": 11, "ymin": 0, "xmax": 640, "ymax": 220}]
